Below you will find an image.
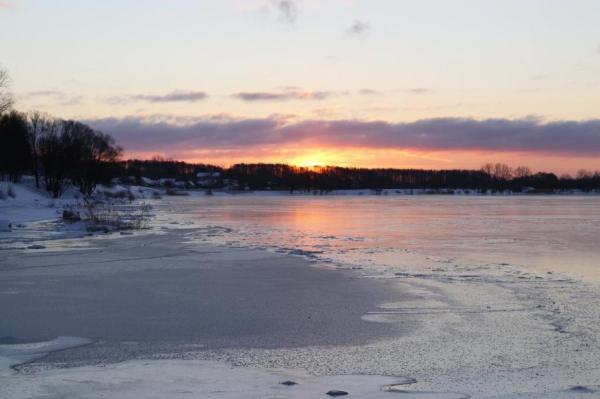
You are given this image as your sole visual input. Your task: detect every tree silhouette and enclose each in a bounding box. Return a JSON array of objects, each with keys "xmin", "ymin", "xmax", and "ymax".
[
  {"xmin": 38, "ymin": 119, "xmax": 122, "ymax": 197},
  {"xmin": 60, "ymin": 120, "xmax": 122, "ymax": 195},
  {"xmin": 37, "ymin": 119, "xmax": 67, "ymax": 197},
  {"xmin": 27, "ymin": 111, "xmax": 53, "ymax": 188},
  {"xmin": 0, "ymin": 68, "xmax": 13, "ymax": 115},
  {"xmin": 0, "ymin": 111, "xmax": 31, "ymax": 182}
]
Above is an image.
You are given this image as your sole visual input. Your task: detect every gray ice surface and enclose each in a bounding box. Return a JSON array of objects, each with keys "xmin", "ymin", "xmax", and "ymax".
[{"xmin": 0, "ymin": 231, "xmax": 406, "ymax": 365}]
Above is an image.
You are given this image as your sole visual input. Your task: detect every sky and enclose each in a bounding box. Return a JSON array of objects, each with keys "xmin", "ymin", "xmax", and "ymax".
[{"xmin": 1, "ymin": 0, "xmax": 600, "ymax": 173}]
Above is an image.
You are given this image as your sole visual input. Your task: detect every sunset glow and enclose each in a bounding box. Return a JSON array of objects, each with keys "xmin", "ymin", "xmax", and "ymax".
[
  {"xmin": 1, "ymin": 1, "xmax": 599, "ymax": 173},
  {"xmin": 292, "ymin": 151, "xmax": 338, "ymax": 168},
  {"xmin": 123, "ymin": 146, "xmax": 600, "ymax": 176}
]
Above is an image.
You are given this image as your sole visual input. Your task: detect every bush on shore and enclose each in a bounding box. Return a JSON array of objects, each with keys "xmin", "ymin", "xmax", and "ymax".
[{"xmin": 83, "ymin": 199, "xmax": 152, "ymax": 231}]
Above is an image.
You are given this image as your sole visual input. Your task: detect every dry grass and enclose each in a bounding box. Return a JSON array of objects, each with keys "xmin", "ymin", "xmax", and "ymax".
[{"xmin": 84, "ymin": 199, "xmax": 153, "ymax": 231}]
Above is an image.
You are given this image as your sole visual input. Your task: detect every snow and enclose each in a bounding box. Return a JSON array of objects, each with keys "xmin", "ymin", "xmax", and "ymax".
[
  {"xmin": 0, "ymin": 359, "xmax": 463, "ymax": 399},
  {"xmin": 94, "ymin": 183, "xmax": 161, "ymax": 199},
  {"xmin": 0, "ymin": 336, "xmax": 93, "ymax": 377},
  {"xmin": 140, "ymin": 176, "xmax": 157, "ymax": 186},
  {"xmin": 0, "ymin": 180, "xmax": 160, "ymax": 250},
  {"xmin": 0, "ymin": 181, "xmax": 70, "ymax": 225},
  {"xmin": 1, "ymin": 358, "xmax": 596, "ymax": 398}
]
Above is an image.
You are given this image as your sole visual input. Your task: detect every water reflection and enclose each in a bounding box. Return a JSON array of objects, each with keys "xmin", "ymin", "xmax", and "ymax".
[{"xmin": 160, "ymin": 195, "xmax": 600, "ymax": 282}]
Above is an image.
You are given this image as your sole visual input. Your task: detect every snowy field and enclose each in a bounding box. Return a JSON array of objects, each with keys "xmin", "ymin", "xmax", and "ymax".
[{"xmin": 1, "ymin": 183, "xmax": 600, "ymax": 398}]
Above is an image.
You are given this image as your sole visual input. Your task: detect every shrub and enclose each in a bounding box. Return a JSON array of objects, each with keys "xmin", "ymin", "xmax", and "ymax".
[
  {"xmin": 165, "ymin": 188, "xmax": 189, "ymax": 196},
  {"xmin": 84, "ymin": 198, "xmax": 152, "ymax": 231}
]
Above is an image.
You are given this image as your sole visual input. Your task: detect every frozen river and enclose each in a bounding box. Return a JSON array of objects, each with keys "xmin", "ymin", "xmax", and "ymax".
[
  {"xmin": 158, "ymin": 194, "xmax": 600, "ymax": 282},
  {"xmin": 2, "ymin": 193, "xmax": 600, "ymax": 398}
]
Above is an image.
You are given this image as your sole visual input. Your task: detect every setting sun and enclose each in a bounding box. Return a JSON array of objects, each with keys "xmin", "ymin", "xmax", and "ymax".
[{"xmin": 292, "ymin": 151, "xmax": 335, "ymax": 168}]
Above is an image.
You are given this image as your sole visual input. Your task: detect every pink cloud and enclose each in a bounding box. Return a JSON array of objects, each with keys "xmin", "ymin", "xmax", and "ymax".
[{"xmin": 85, "ymin": 115, "xmax": 600, "ymax": 159}]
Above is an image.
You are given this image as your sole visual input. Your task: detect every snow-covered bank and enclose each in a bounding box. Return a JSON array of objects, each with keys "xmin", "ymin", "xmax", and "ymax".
[
  {"xmin": 0, "ymin": 181, "xmax": 71, "ymax": 226},
  {"xmin": 0, "ymin": 180, "xmax": 158, "ymax": 249},
  {"xmin": 0, "ymin": 180, "xmax": 156, "ymax": 226}
]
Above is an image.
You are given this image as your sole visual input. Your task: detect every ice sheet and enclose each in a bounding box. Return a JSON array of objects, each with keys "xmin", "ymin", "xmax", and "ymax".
[{"xmin": 0, "ymin": 336, "xmax": 93, "ymax": 376}]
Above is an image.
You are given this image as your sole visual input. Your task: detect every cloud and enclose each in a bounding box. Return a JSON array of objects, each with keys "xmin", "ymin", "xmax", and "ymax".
[
  {"xmin": 108, "ymin": 91, "xmax": 208, "ymax": 104},
  {"xmin": 23, "ymin": 90, "xmax": 66, "ymax": 98},
  {"xmin": 57, "ymin": 96, "xmax": 83, "ymax": 106},
  {"xmin": 405, "ymin": 88, "xmax": 433, "ymax": 95},
  {"xmin": 18, "ymin": 90, "xmax": 83, "ymax": 106},
  {"xmin": 358, "ymin": 88, "xmax": 380, "ymax": 95},
  {"xmin": 275, "ymin": 0, "xmax": 298, "ymax": 25},
  {"xmin": 345, "ymin": 20, "xmax": 371, "ymax": 39},
  {"xmin": 21, "ymin": 90, "xmax": 63, "ymax": 98},
  {"xmin": 234, "ymin": 92, "xmax": 291, "ymax": 101},
  {"xmin": 86, "ymin": 115, "xmax": 600, "ymax": 158},
  {"xmin": 233, "ymin": 89, "xmax": 344, "ymax": 101}
]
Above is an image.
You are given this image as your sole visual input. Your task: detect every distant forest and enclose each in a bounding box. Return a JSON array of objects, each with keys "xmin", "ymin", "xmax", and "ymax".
[
  {"xmin": 1, "ymin": 69, "xmax": 600, "ymax": 196},
  {"xmin": 110, "ymin": 160, "xmax": 600, "ymax": 193}
]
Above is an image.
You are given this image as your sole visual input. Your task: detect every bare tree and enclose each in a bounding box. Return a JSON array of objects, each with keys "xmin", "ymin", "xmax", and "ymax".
[
  {"xmin": 481, "ymin": 163, "xmax": 493, "ymax": 176},
  {"xmin": 28, "ymin": 111, "xmax": 51, "ymax": 188},
  {"xmin": 492, "ymin": 163, "xmax": 512, "ymax": 180},
  {"xmin": 576, "ymin": 169, "xmax": 593, "ymax": 179},
  {"xmin": 513, "ymin": 166, "xmax": 532, "ymax": 179},
  {"xmin": 38, "ymin": 119, "xmax": 68, "ymax": 197},
  {"xmin": 65, "ymin": 121, "xmax": 122, "ymax": 195},
  {"xmin": 0, "ymin": 68, "xmax": 13, "ymax": 114},
  {"xmin": 482, "ymin": 163, "xmax": 512, "ymax": 180},
  {"xmin": 38, "ymin": 119, "xmax": 122, "ymax": 197}
]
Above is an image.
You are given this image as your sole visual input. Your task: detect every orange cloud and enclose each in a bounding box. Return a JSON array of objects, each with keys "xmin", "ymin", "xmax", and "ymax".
[{"xmin": 88, "ymin": 115, "xmax": 600, "ymax": 174}]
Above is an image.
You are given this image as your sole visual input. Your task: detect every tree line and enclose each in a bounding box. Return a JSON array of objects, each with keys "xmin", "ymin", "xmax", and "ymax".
[
  {"xmin": 0, "ymin": 110, "xmax": 121, "ymax": 197},
  {"xmin": 104, "ymin": 162, "xmax": 600, "ymax": 192},
  {"xmin": 220, "ymin": 163, "xmax": 600, "ymax": 192},
  {"xmin": 1, "ymin": 67, "xmax": 599, "ymax": 196}
]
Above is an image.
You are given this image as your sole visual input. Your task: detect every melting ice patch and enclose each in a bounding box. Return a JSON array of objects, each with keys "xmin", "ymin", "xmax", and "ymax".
[
  {"xmin": 0, "ymin": 359, "xmax": 477, "ymax": 399},
  {"xmin": 488, "ymin": 385, "xmax": 599, "ymax": 398},
  {"xmin": 381, "ymin": 389, "xmax": 470, "ymax": 399},
  {"xmin": 0, "ymin": 336, "xmax": 93, "ymax": 376}
]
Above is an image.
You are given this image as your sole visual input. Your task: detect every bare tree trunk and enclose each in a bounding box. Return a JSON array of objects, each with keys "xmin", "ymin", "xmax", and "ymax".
[
  {"xmin": 0, "ymin": 68, "xmax": 13, "ymax": 114},
  {"xmin": 28, "ymin": 112, "xmax": 42, "ymax": 188}
]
